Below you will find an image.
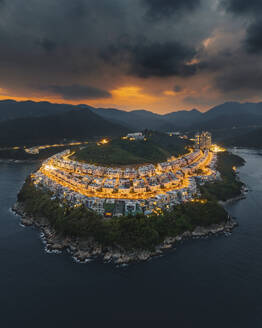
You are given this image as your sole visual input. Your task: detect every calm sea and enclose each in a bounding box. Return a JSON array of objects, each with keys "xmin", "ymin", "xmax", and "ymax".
[{"xmin": 0, "ymin": 149, "xmax": 262, "ymax": 328}]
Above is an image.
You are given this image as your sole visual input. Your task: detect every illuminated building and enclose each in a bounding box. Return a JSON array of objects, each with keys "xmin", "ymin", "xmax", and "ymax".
[
  {"xmin": 195, "ymin": 131, "xmax": 212, "ymax": 150},
  {"xmin": 126, "ymin": 132, "xmax": 144, "ymax": 141},
  {"xmin": 31, "ymin": 141, "xmax": 218, "ymax": 217}
]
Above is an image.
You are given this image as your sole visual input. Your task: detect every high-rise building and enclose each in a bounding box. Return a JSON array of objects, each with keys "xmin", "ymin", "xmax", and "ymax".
[{"xmin": 195, "ymin": 131, "xmax": 212, "ymax": 150}]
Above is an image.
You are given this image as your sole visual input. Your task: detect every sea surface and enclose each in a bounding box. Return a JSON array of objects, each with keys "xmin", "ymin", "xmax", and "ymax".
[{"xmin": 1, "ymin": 149, "xmax": 262, "ymax": 328}]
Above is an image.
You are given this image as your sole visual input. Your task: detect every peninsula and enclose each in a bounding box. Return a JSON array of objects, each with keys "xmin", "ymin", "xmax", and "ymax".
[{"xmin": 14, "ymin": 131, "xmax": 245, "ymax": 264}]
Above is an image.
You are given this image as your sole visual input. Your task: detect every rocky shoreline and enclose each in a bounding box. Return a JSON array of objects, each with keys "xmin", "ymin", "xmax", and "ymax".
[{"xmin": 12, "ymin": 202, "xmax": 238, "ymax": 265}]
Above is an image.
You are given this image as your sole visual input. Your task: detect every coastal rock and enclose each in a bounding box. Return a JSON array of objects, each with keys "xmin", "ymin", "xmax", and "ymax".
[
  {"xmin": 115, "ymin": 254, "xmax": 133, "ymax": 264},
  {"xmin": 104, "ymin": 252, "xmax": 113, "ymax": 261},
  {"xmin": 74, "ymin": 250, "xmax": 91, "ymax": 262},
  {"xmin": 181, "ymin": 231, "xmax": 192, "ymax": 238},
  {"xmin": 21, "ymin": 217, "xmax": 34, "ymax": 226},
  {"xmin": 164, "ymin": 237, "xmax": 176, "ymax": 245},
  {"xmin": 92, "ymin": 246, "xmax": 102, "ymax": 256},
  {"xmin": 225, "ymin": 218, "xmax": 238, "ymax": 231},
  {"xmin": 47, "ymin": 243, "xmax": 65, "ymax": 251},
  {"xmin": 161, "ymin": 243, "xmax": 172, "ymax": 249},
  {"xmin": 137, "ymin": 251, "xmax": 151, "ymax": 261},
  {"xmin": 69, "ymin": 244, "xmax": 77, "ymax": 252},
  {"xmin": 209, "ymin": 225, "xmax": 224, "ymax": 234},
  {"xmin": 192, "ymin": 227, "xmax": 209, "ymax": 237}
]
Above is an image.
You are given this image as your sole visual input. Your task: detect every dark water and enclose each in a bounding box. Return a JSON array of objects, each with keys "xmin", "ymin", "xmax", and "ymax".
[{"xmin": 1, "ymin": 149, "xmax": 262, "ymax": 328}]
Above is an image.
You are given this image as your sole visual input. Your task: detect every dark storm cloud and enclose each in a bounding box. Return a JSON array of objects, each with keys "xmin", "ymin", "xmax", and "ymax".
[
  {"xmin": 0, "ymin": 0, "xmax": 261, "ymax": 108},
  {"xmin": 215, "ymin": 65, "xmax": 262, "ymax": 93},
  {"xmin": 37, "ymin": 39, "xmax": 57, "ymax": 53},
  {"xmin": 222, "ymin": 0, "xmax": 262, "ymax": 53},
  {"xmin": 129, "ymin": 41, "xmax": 197, "ymax": 77},
  {"xmin": 222, "ymin": 0, "xmax": 262, "ymax": 14},
  {"xmin": 199, "ymin": 50, "xmax": 233, "ymax": 72},
  {"xmin": 245, "ymin": 20, "xmax": 262, "ymax": 53},
  {"xmin": 174, "ymin": 85, "xmax": 183, "ymax": 92},
  {"xmin": 183, "ymin": 96, "xmax": 214, "ymax": 107},
  {"xmin": 0, "ymin": 0, "xmax": 131, "ymax": 93},
  {"xmin": 67, "ymin": 1, "xmax": 87, "ymax": 19},
  {"xmin": 102, "ymin": 39, "xmax": 198, "ymax": 78},
  {"xmin": 199, "ymin": 46, "xmax": 262, "ymax": 97},
  {"xmin": 0, "ymin": 0, "xmax": 211, "ymax": 95},
  {"xmin": 47, "ymin": 84, "xmax": 112, "ymax": 100},
  {"xmin": 143, "ymin": 0, "xmax": 201, "ymax": 19}
]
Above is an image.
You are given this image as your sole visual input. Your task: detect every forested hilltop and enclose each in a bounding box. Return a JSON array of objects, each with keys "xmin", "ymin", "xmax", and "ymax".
[{"xmin": 73, "ymin": 132, "xmax": 192, "ymax": 166}]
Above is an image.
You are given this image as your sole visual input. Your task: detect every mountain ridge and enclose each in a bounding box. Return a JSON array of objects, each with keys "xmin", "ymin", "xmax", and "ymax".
[{"xmin": 1, "ymin": 99, "xmax": 262, "ymax": 145}]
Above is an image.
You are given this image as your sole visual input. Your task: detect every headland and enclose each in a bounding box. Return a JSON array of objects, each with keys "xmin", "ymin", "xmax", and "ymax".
[{"xmin": 14, "ymin": 131, "xmax": 245, "ymax": 264}]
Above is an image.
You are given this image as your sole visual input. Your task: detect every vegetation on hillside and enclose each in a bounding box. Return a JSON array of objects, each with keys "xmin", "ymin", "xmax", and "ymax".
[
  {"xmin": 222, "ymin": 128, "xmax": 262, "ymax": 148},
  {"xmin": 0, "ymin": 109, "xmax": 128, "ymax": 147},
  {"xmin": 18, "ymin": 180, "xmax": 227, "ymax": 251},
  {"xmin": 74, "ymin": 132, "xmax": 191, "ymax": 166},
  {"xmin": 200, "ymin": 151, "xmax": 245, "ymax": 201}
]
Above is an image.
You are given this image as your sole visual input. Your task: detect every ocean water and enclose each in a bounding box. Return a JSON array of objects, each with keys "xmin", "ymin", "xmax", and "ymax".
[{"xmin": 0, "ymin": 149, "xmax": 262, "ymax": 328}]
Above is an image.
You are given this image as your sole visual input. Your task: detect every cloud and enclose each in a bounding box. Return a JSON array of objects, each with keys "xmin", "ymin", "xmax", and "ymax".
[
  {"xmin": 183, "ymin": 95, "xmax": 216, "ymax": 107},
  {"xmin": 102, "ymin": 39, "xmax": 198, "ymax": 78},
  {"xmin": 36, "ymin": 38, "xmax": 57, "ymax": 53},
  {"xmin": 130, "ymin": 41, "xmax": 198, "ymax": 78},
  {"xmin": 47, "ymin": 84, "xmax": 112, "ymax": 100},
  {"xmin": 215, "ymin": 63, "xmax": 262, "ymax": 94},
  {"xmin": 0, "ymin": 0, "xmax": 261, "ymax": 111},
  {"xmin": 221, "ymin": 0, "xmax": 262, "ymax": 14},
  {"xmin": 174, "ymin": 85, "xmax": 183, "ymax": 92},
  {"xmin": 222, "ymin": 0, "xmax": 262, "ymax": 53},
  {"xmin": 143, "ymin": 0, "xmax": 201, "ymax": 19},
  {"xmin": 245, "ymin": 20, "xmax": 262, "ymax": 53}
]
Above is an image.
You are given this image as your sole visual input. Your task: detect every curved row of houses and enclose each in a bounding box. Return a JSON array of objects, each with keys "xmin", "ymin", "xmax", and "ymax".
[{"xmin": 32, "ymin": 147, "xmax": 217, "ymax": 216}]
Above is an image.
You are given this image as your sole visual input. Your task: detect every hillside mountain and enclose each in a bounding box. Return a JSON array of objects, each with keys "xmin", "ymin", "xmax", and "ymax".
[
  {"xmin": 89, "ymin": 107, "xmax": 173, "ymax": 130},
  {"xmin": 90, "ymin": 107, "xmax": 202, "ymax": 130},
  {"xmin": 192, "ymin": 102, "xmax": 262, "ymax": 130},
  {"xmin": 1, "ymin": 99, "xmax": 262, "ymax": 143},
  {"xmin": 192, "ymin": 114, "xmax": 262, "ymax": 130},
  {"xmin": 164, "ymin": 109, "xmax": 202, "ymax": 128},
  {"xmin": 194, "ymin": 102, "xmax": 262, "ymax": 128},
  {"xmin": 91, "ymin": 102, "xmax": 262, "ymax": 131},
  {"xmin": 0, "ymin": 100, "xmax": 202, "ymax": 131},
  {"xmin": 0, "ymin": 108, "xmax": 128, "ymax": 146},
  {"xmin": 203, "ymin": 102, "xmax": 262, "ymax": 119},
  {"xmin": 0, "ymin": 99, "xmax": 88, "ymax": 122},
  {"xmin": 222, "ymin": 128, "xmax": 262, "ymax": 148}
]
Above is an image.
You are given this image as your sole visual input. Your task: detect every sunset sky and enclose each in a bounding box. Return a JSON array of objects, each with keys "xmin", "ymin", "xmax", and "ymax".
[{"xmin": 0, "ymin": 0, "xmax": 262, "ymax": 113}]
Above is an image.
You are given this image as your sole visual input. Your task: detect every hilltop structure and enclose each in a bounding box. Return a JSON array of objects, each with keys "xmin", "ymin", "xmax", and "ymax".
[{"xmin": 124, "ymin": 132, "xmax": 144, "ymax": 141}]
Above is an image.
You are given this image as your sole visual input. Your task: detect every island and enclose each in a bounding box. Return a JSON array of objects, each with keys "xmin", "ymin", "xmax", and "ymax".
[{"xmin": 14, "ymin": 131, "xmax": 245, "ymax": 264}]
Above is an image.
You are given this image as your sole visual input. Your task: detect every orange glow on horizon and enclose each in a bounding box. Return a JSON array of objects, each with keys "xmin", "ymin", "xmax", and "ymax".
[
  {"xmin": 0, "ymin": 86, "xmax": 161, "ymax": 111},
  {"xmin": 110, "ymin": 86, "xmax": 159, "ymax": 105},
  {"xmin": 163, "ymin": 90, "xmax": 177, "ymax": 96}
]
